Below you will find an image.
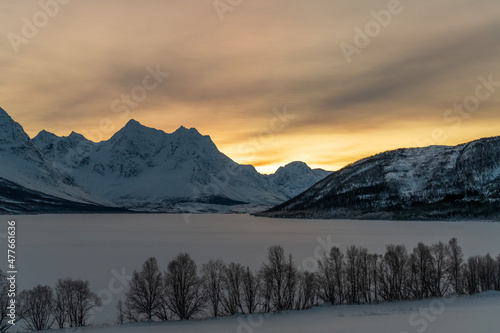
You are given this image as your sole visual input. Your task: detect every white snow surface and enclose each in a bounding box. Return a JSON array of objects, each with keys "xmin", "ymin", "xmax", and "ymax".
[
  {"xmin": 0, "ymin": 108, "xmax": 112, "ymax": 206},
  {"xmin": 47, "ymin": 292, "xmax": 500, "ymax": 333}
]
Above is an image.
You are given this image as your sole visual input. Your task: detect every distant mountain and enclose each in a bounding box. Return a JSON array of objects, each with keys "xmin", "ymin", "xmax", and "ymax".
[
  {"xmin": 24, "ymin": 114, "xmax": 329, "ymax": 213},
  {"xmin": 270, "ymin": 161, "xmax": 331, "ymax": 199},
  {"xmin": 0, "ymin": 107, "xmax": 114, "ymax": 213},
  {"xmin": 260, "ymin": 137, "xmax": 500, "ymax": 220}
]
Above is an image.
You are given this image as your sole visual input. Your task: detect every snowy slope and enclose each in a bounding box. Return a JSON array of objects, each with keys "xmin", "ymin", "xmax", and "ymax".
[
  {"xmin": 33, "ymin": 129, "xmax": 95, "ymax": 171},
  {"xmin": 270, "ymin": 161, "xmax": 331, "ymax": 199},
  {"xmin": 35, "ymin": 292, "xmax": 500, "ymax": 333},
  {"xmin": 0, "ymin": 107, "xmax": 112, "ymax": 207},
  {"xmin": 0, "ymin": 177, "xmax": 127, "ymax": 214},
  {"xmin": 31, "ymin": 119, "xmax": 330, "ymax": 212},
  {"xmin": 263, "ymin": 137, "xmax": 500, "ymax": 220}
]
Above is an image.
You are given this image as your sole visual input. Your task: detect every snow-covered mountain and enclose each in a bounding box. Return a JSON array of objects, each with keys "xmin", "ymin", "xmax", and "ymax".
[
  {"xmin": 270, "ymin": 161, "xmax": 330, "ymax": 198},
  {"xmin": 0, "ymin": 107, "xmax": 116, "ymax": 213},
  {"xmin": 0, "ymin": 177, "xmax": 126, "ymax": 214},
  {"xmin": 261, "ymin": 137, "xmax": 500, "ymax": 220},
  {"xmin": 27, "ymin": 117, "xmax": 330, "ymax": 213}
]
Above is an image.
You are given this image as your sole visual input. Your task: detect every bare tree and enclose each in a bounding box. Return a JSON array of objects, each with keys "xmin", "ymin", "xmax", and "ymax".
[
  {"xmin": 260, "ymin": 246, "xmax": 297, "ymax": 312},
  {"xmin": 52, "ymin": 279, "xmax": 67, "ymax": 329},
  {"xmin": 258, "ymin": 267, "xmax": 273, "ymax": 313},
  {"xmin": 283, "ymin": 254, "xmax": 298, "ymax": 311},
  {"xmin": 201, "ymin": 259, "xmax": 225, "ymax": 317},
  {"xmin": 317, "ymin": 246, "xmax": 345, "ymax": 305},
  {"xmin": 496, "ymin": 255, "xmax": 500, "ymax": 291},
  {"xmin": 446, "ymin": 238, "xmax": 464, "ymax": 294},
  {"xmin": 241, "ymin": 267, "xmax": 259, "ymax": 314},
  {"xmin": 317, "ymin": 252, "xmax": 336, "ymax": 305},
  {"xmin": 260, "ymin": 246, "xmax": 285, "ymax": 312},
  {"xmin": 331, "ymin": 247, "xmax": 345, "ymax": 304},
  {"xmin": 345, "ymin": 245, "xmax": 361, "ymax": 304},
  {"xmin": 125, "ymin": 257, "xmax": 163, "ymax": 321},
  {"xmin": 430, "ymin": 241, "xmax": 449, "ymax": 296},
  {"xmin": 295, "ymin": 271, "xmax": 317, "ymax": 310},
  {"xmin": 464, "ymin": 256, "xmax": 481, "ymax": 294},
  {"xmin": 115, "ymin": 300, "xmax": 126, "ymax": 325},
  {"xmin": 369, "ymin": 254, "xmax": 382, "ymax": 303},
  {"xmin": 221, "ymin": 262, "xmax": 244, "ymax": 315},
  {"xmin": 357, "ymin": 247, "xmax": 371, "ymax": 304},
  {"xmin": 409, "ymin": 242, "xmax": 433, "ymax": 299},
  {"xmin": 478, "ymin": 253, "xmax": 496, "ymax": 291},
  {"xmin": 164, "ymin": 253, "xmax": 205, "ymax": 320},
  {"xmin": 382, "ymin": 244, "xmax": 409, "ymax": 301},
  {"xmin": 54, "ymin": 278, "xmax": 102, "ymax": 328},
  {"xmin": 19, "ymin": 285, "xmax": 54, "ymax": 331},
  {"xmin": 124, "ymin": 298, "xmax": 140, "ymax": 323}
]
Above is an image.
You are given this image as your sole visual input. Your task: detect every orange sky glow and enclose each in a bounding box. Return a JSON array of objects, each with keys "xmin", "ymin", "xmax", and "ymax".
[{"xmin": 1, "ymin": 1, "xmax": 499, "ymax": 174}]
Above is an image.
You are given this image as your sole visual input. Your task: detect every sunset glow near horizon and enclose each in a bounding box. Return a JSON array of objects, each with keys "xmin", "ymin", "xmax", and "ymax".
[{"xmin": 1, "ymin": 1, "xmax": 500, "ymax": 174}]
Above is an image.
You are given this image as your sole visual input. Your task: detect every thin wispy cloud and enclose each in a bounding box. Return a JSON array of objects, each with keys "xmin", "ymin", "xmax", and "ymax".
[{"xmin": 1, "ymin": 0, "xmax": 499, "ymax": 173}]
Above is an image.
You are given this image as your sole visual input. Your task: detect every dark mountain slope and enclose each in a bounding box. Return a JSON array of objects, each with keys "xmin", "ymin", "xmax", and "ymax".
[{"xmin": 260, "ymin": 136, "xmax": 500, "ymax": 220}]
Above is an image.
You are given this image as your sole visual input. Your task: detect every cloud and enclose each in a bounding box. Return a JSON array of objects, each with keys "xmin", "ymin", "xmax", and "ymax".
[{"xmin": 1, "ymin": 0, "xmax": 499, "ymax": 171}]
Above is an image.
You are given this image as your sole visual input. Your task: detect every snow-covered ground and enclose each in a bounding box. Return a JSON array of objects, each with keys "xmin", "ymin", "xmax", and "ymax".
[
  {"xmin": 3, "ymin": 214, "xmax": 500, "ymax": 329},
  {"xmin": 43, "ymin": 292, "xmax": 500, "ymax": 333}
]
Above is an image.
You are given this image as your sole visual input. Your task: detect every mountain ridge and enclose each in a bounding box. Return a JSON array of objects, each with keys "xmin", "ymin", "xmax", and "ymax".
[
  {"xmin": 259, "ymin": 135, "xmax": 500, "ymax": 220},
  {"xmin": 1, "ymin": 108, "xmax": 330, "ymax": 214},
  {"xmin": 0, "ymin": 107, "xmax": 112, "ymax": 209},
  {"xmin": 31, "ymin": 119, "xmax": 330, "ymax": 212}
]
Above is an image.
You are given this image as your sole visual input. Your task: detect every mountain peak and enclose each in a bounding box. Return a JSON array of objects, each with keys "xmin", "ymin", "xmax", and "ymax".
[
  {"xmin": 107, "ymin": 119, "xmax": 168, "ymax": 151},
  {"xmin": 33, "ymin": 130, "xmax": 58, "ymax": 143},
  {"xmin": 113, "ymin": 119, "xmax": 161, "ymax": 138},
  {"xmin": 284, "ymin": 161, "xmax": 309, "ymax": 169},
  {"xmin": 174, "ymin": 126, "xmax": 201, "ymax": 136},
  {"xmin": 123, "ymin": 119, "xmax": 145, "ymax": 129},
  {"xmin": 274, "ymin": 161, "xmax": 311, "ymax": 175},
  {"xmin": 68, "ymin": 131, "xmax": 88, "ymax": 141},
  {"xmin": 0, "ymin": 107, "xmax": 31, "ymax": 146},
  {"xmin": 0, "ymin": 107, "xmax": 14, "ymax": 122},
  {"xmin": 0, "ymin": 106, "xmax": 8, "ymax": 117}
]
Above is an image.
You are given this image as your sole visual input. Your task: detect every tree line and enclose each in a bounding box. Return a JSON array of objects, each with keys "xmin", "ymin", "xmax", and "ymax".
[
  {"xmin": 118, "ymin": 238, "xmax": 500, "ymax": 323},
  {"xmin": 0, "ymin": 277, "xmax": 101, "ymax": 332},
  {"xmin": 1, "ymin": 238, "xmax": 499, "ymax": 331}
]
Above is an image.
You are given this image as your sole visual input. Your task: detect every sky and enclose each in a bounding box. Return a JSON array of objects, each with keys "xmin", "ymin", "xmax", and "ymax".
[{"xmin": 1, "ymin": 0, "xmax": 499, "ymax": 174}]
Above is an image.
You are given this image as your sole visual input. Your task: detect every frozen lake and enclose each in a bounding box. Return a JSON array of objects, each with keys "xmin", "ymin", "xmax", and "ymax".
[{"xmin": 2, "ymin": 214, "xmax": 500, "ymax": 325}]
